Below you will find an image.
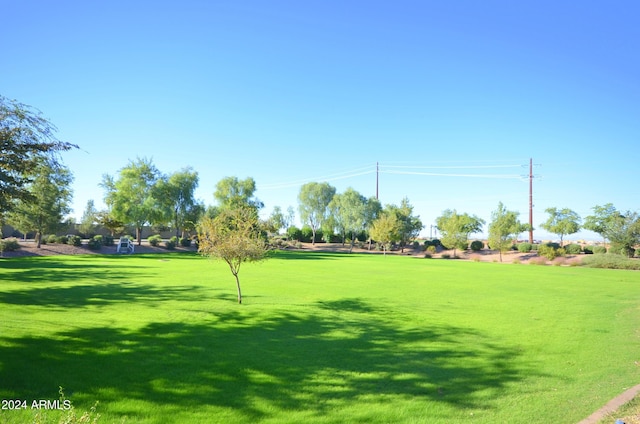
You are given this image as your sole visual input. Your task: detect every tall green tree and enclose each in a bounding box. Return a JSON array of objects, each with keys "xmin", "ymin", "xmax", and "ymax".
[
  {"xmin": 583, "ymin": 203, "xmax": 617, "ymax": 244},
  {"xmin": 387, "ymin": 198, "xmax": 423, "ymax": 252},
  {"xmin": 298, "ymin": 182, "xmax": 336, "ymax": 245},
  {"xmin": 198, "ymin": 206, "xmax": 268, "ymax": 304},
  {"xmin": 487, "ymin": 202, "xmax": 524, "ymax": 262},
  {"xmin": 1, "ymin": 95, "xmax": 77, "ymax": 214},
  {"xmin": 8, "ymin": 160, "xmax": 73, "ymax": 247},
  {"xmin": 101, "ymin": 157, "xmax": 161, "ymax": 245},
  {"xmin": 540, "ymin": 207, "xmax": 581, "ymax": 246},
  {"xmin": 363, "ymin": 196, "xmax": 382, "ymax": 250},
  {"xmin": 328, "ymin": 188, "xmax": 367, "ymax": 252},
  {"xmin": 369, "ymin": 212, "xmax": 401, "ymax": 256},
  {"xmin": 214, "ymin": 176, "xmax": 263, "ymax": 212},
  {"xmin": 79, "ymin": 199, "xmax": 98, "ymax": 237},
  {"xmin": 436, "ymin": 209, "xmax": 485, "ymax": 257},
  {"xmin": 588, "ymin": 208, "xmax": 640, "ymax": 257},
  {"xmin": 155, "ymin": 167, "xmax": 203, "ymax": 237}
]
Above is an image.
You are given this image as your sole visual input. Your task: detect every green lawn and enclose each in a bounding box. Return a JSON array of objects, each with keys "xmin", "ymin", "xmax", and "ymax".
[{"xmin": 0, "ymin": 251, "xmax": 638, "ymax": 423}]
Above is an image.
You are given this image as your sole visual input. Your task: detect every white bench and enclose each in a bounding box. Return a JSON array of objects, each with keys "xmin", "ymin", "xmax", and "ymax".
[{"xmin": 116, "ymin": 237, "xmax": 135, "ymax": 254}]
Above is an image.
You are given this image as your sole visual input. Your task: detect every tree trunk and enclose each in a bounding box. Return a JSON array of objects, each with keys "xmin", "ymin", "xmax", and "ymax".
[
  {"xmin": 234, "ymin": 273, "xmax": 242, "ymax": 304},
  {"xmin": 136, "ymin": 227, "xmax": 142, "ymax": 245},
  {"xmin": 36, "ymin": 231, "xmax": 42, "ymax": 248}
]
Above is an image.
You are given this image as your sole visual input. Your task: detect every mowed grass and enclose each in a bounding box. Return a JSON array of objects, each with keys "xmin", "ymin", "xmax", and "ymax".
[{"xmin": 0, "ymin": 251, "xmax": 638, "ymax": 423}]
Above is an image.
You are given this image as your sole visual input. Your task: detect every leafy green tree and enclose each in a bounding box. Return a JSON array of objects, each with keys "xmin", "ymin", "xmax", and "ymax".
[
  {"xmin": 79, "ymin": 199, "xmax": 98, "ymax": 237},
  {"xmin": 436, "ymin": 209, "xmax": 485, "ymax": 257},
  {"xmin": 603, "ymin": 210, "xmax": 640, "ymax": 257},
  {"xmin": 198, "ymin": 206, "xmax": 268, "ymax": 304},
  {"xmin": 487, "ymin": 202, "xmax": 524, "ymax": 262},
  {"xmin": 8, "ymin": 160, "xmax": 73, "ymax": 247},
  {"xmin": 386, "ymin": 197, "xmax": 423, "ymax": 252},
  {"xmin": 155, "ymin": 167, "xmax": 203, "ymax": 237},
  {"xmin": 583, "ymin": 203, "xmax": 617, "ymax": 244},
  {"xmin": 96, "ymin": 210, "xmax": 125, "ymax": 237},
  {"xmin": 328, "ymin": 188, "xmax": 367, "ymax": 252},
  {"xmin": 369, "ymin": 212, "xmax": 401, "ymax": 256},
  {"xmin": 214, "ymin": 176, "xmax": 263, "ymax": 211},
  {"xmin": 265, "ymin": 206, "xmax": 288, "ymax": 235},
  {"xmin": 1, "ymin": 95, "xmax": 77, "ymax": 214},
  {"xmin": 363, "ymin": 196, "xmax": 382, "ymax": 250},
  {"xmin": 540, "ymin": 207, "xmax": 581, "ymax": 246},
  {"xmin": 298, "ymin": 182, "xmax": 336, "ymax": 245},
  {"xmin": 101, "ymin": 157, "xmax": 161, "ymax": 245}
]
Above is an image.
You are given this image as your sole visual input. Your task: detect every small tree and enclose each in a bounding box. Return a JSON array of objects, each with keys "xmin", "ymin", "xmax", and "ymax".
[
  {"xmin": 540, "ymin": 207, "xmax": 581, "ymax": 246},
  {"xmin": 298, "ymin": 182, "xmax": 336, "ymax": 245},
  {"xmin": 369, "ymin": 213, "xmax": 401, "ymax": 256},
  {"xmin": 487, "ymin": 202, "xmax": 524, "ymax": 262},
  {"xmin": 198, "ymin": 207, "xmax": 268, "ymax": 304},
  {"xmin": 436, "ymin": 209, "xmax": 485, "ymax": 257},
  {"xmin": 79, "ymin": 199, "xmax": 98, "ymax": 237}
]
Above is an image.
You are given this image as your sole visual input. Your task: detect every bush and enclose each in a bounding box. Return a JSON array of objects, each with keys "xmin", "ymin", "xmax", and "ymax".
[
  {"xmin": 441, "ymin": 253, "xmax": 451, "ymax": 259},
  {"xmin": 581, "ymin": 254, "xmax": 640, "ymax": 270},
  {"xmin": 165, "ymin": 237, "xmax": 177, "ymax": 250},
  {"xmin": 179, "ymin": 237, "xmax": 191, "ymax": 247},
  {"xmin": 103, "ymin": 235, "xmax": 114, "ymax": 246},
  {"xmin": 583, "ymin": 245, "xmax": 594, "ymax": 254},
  {"xmin": 469, "ymin": 240, "xmax": 484, "ymax": 252},
  {"xmin": 565, "ymin": 244, "xmax": 582, "ymax": 255},
  {"xmin": 68, "ymin": 235, "xmax": 82, "ymax": 246},
  {"xmin": 517, "ymin": 242, "xmax": 533, "ymax": 253},
  {"xmin": 46, "ymin": 234, "xmax": 57, "ymax": 244},
  {"xmin": 425, "ymin": 245, "xmax": 436, "ymax": 255},
  {"xmin": 1, "ymin": 237, "xmax": 21, "ymax": 252},
  {"xmin": 286, "ymin": 226, "xmax": 302, "ymax": 241},
  {"xmin": 56, "ymin": 235, "xmax": 68, "ymax": 244},
  {"xmin": 148, "ymin": 234, "xmax": 162, "ymax": 247},
  {"xmin": 88, "ymin": 235, "xmax": 103, "ymax": 250},
  {"xmin": 538, "ymin": 244, "xmax": 565, "ymax": 260},
  {"xmin": 592, "ymin": 246, "xmax": 607, "ymax": 254}
]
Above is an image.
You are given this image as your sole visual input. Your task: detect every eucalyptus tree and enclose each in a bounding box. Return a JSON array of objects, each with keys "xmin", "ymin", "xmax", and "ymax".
[
  {"xmin": 386, "ymin": 197, "xmax": 423, "ymax": 252},
  {"xmin": 298, "ymin": 182, "xmax": 336, "ymax": 245},
  {"xmin": 540, "ymin": 207, "xmax": 581, "ymax": 246},
  {"xmin": 101, "ymin": 157, "xmax": 161, "ymax": 245},
  {"xmin": 155, "ymin": 167, "xmax": 203, "ymax": 237},
  {"xmin": 214, "ymin": 176, "xmax": 263, "ymax": 212},
  {"xmin": 487, "ymin": 202, "xmax": 525, "ymax": 262},
  {"xmin": 328, "ymin": 188, "xmax": 367, "ymax": 252},
  {"xmin": 436, "ymin": 209, "xmax": 485, "ymax": 257},
  {"xmin": 8, "ymin": 160, "xmax": 73, "ymax": 247},
  {"xmin": 1, "ymin": 95, "xmax": 77, "ymax": 214}
]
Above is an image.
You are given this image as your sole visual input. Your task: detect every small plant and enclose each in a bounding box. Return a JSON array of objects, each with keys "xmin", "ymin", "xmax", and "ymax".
[
  {"xmin": 470, "ymin": 240, "xmax": 484, "ymax": 252},
  {"xmin": 517, "ymin": 242, "xmax": 533, "ymax": 253},
  {"xmin": 0, "ymin": 237, "xmax": 21, "ymax": 253},
  {"xmin": 581, "ymin": 254, "xmax": 640, "ymax": 270},
  {"xmin": 538, "ymin": 244, "xmax": 565, "ymax": 260},
  {"xmin": 148, "ymin": 234, "xmax": 162, "ymax": 247},
  {"xmin": 426, "ymin": 245, "xmax": 436, "ymax": 255},
  {"xmin": 423, "ymin": 253, "xmax": 432, "ymax": 258},
  {"xmin": 46, "ymin": 234, "xmax": 58, "ymax": 244},
  {"xmin": 592, "ymin": 246, "xmax": 607, "ymax": 254},
  {"xmin": 180, "ymin": 237, "xmax": 192, "ymax": 247},
  {"xmin": 441, "ymin": 253, "xmax": 451, "ymax": 259},
  {"xmin": 56, "ymin": 235, "xmax": 68, "ymax": 244},
  {"xmin": 164, "ymin": 239, "xmax": 176, "ymax": 250}
]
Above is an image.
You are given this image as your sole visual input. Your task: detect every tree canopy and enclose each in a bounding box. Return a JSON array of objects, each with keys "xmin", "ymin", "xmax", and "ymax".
[
  {"xmin": 540, "ymin": 207, "xmax": 581, "ymax": 246},
  {"xmin": 436, "ymin": 209, "xmax": 485, "ymax": 257},
  {"xmin": 369, "ymin": 212, "xmax": 401, "ymax": 255},
  {"xmin": 0, "ymin": 95, "xmax": 77, "ymax": 214},
  {"xmin": 298, "ymin": 182, "xmax": 336, "ymax": 245},
  {"xmin": 155, "ymin": 167, "xmax": 203, "ymax": 237},
  {"xmin": 7, "ymin": 160, "xmax": 73, "ymax": 247},
  {"xmin": 487, "ymin": 202, "xmax": 524, "ymax": 262}
]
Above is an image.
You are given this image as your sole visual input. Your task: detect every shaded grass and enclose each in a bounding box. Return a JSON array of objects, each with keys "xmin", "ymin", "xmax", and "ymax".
[{"xmin": 0, "ymin": 251, "xmax": 639, "ymax": 423}]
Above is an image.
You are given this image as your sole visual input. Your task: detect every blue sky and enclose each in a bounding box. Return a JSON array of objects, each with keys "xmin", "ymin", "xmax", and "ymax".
[{"xmin": 3, "ymin": 1, "xmax": 639, "ymax": 240}]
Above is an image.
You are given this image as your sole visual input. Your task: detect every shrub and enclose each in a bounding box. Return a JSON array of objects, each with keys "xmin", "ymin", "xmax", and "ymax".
[
  {"xmin": 470, "ymin": 240, "xmax": 484, "ymax": 252},
  {"xmin": 592, "ymin": 246, "xmax": 607, "ymax": 254},
  {"xmin": 286, "ymin": 226, "xmax": 302, "ymax": 241},
  {"xmin": 517, "ymin": 242, "xmax": 533, "ymax": 253},
  {"xmin": 56, "ymin": 235, "xmax": 68, "ymax": 244},
  {"xmin": 538, "ymin": 244, "xmax": 565, "ymax": 260},
  {"xmin": 581, "ymin": 254, "xmax": 640, "ymax": 270},
  {"xmin": 423, "ymin": 253, "xmax": 432, "ymax": 258},
  {"xmin": 300, "ymin": 226, "xmax": 319, "ymax": 243},
  {"xmin": 424, "ymin": 239, "xmax": 441, "ymax": 248},
  {"xmin": 179, "ymin": 237, "xmax": 191, "ymax": 247},
  {"xmin": 565, "ymin": 244, "xmax": 582, "ymax": 255},
  {"xmin": 88, "ymin": 235, "xmax": 103, "ymax": 250},
  {"xmin": 164, "ymin": 239, "xmax": 176, "ymax": 250},
  {"xmin": 426, "ymin": 245, "xmax": 436, "ymax": 255},
  {"xmin": 68, "ymin": 235, "xmax": 82, "ymax": 246},
  {"xmin": 441, "ymin": 253, "xmax": 451, "ymax": 259},
  {"xmin": 103, "ymin": 235, "xmax": 115, "ymax": 246},
  {"xmin": 583, "ymin": 245, "xmax": 594, "ymax": 254},
  {"xmin": 148, "ymin": 234, "xmax": 162, "ymax": 247},
  {"xmin": 46, "ymin": 234, "xmax": 57, "ymax": 244},
  {"xmin": 1, "ymin": 237, "xmax": 21, "ymax": 252}
]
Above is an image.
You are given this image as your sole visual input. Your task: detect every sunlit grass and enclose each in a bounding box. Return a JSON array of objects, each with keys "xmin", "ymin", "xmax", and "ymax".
[{"xmin": 0, "ymin": 251, "xmax": 638, "ymax": 423}]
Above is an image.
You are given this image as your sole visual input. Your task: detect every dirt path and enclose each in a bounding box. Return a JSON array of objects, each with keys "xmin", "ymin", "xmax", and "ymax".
[{"xmin": 577, "ymin": 384, "xmax": 640, "ymax": 424}]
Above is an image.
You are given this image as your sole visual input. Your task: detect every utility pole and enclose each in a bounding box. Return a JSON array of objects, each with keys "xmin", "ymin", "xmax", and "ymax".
[
  {"xmin": 529, "ymin": 158, "xmax": 534, "ymax": 244},
  {"xmin": 376, "ymin": 162, "xmax": 379, "ymax": 200}
]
